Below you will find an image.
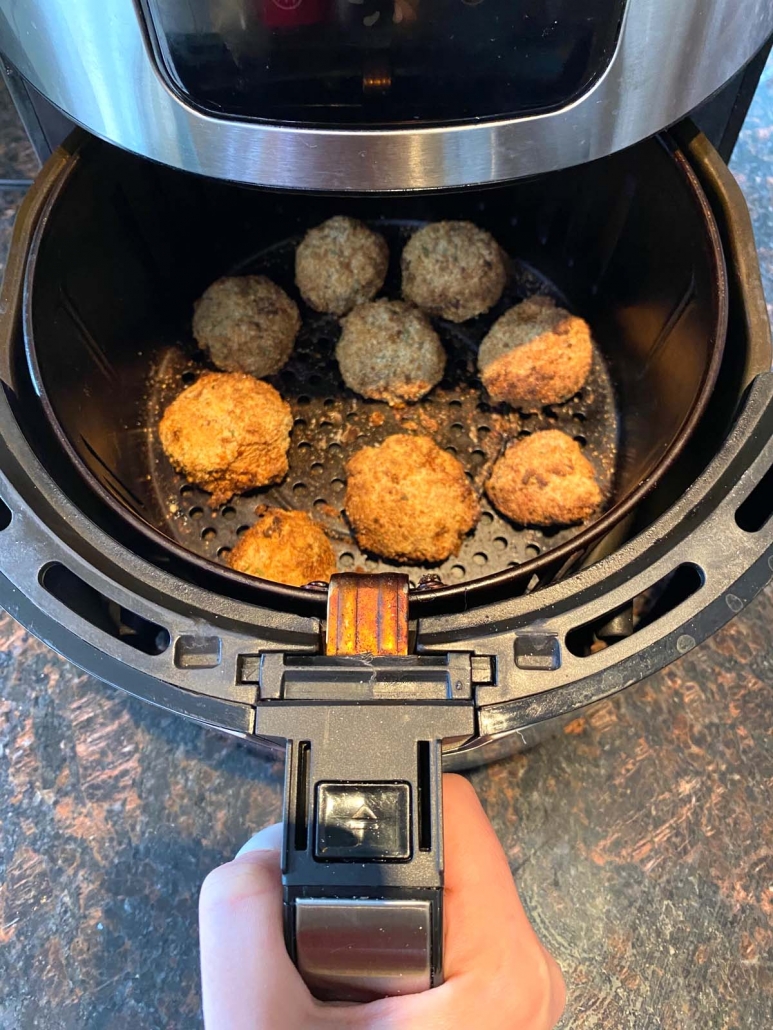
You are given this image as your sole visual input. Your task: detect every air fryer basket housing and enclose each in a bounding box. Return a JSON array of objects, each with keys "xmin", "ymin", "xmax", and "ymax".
[
  {"xmin": 0, "ymin": 127, "xmax": 766, "ymax": 745},
  {"xmin": 0, "ymin": 124, "xmax": 772, "ymax": 1000}
]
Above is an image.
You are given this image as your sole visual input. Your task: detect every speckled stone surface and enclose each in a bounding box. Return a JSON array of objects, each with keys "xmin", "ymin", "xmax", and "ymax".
[
  {"xmin": 732, "ymin": 58, "xmax": 773, "ymax": 319},
  {"xmin": 1, "ymin": 64, "xmax": 773, "ymax": 1030},
  {"xmin": 0, "ymin": 78, "xmax": 38, "ymax": 183}
]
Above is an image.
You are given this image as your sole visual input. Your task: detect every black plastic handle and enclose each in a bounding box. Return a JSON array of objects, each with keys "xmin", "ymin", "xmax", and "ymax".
[
  {"xmin": 283, "ymin": 724, "xmax": 445, "ymax": 1001},
  {"xmin": 256, "ymin": 680, "xmax": 475, "ymax": 1001},
  {"xmin": 252, "ymin": 573, "xmax": 476, "ymax": 1001}
]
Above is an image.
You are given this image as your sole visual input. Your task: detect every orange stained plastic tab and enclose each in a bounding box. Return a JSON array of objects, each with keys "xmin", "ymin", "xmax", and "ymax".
[{"xmin": 325, "ymin": 573, "xmax": 410, "ymax": 656}]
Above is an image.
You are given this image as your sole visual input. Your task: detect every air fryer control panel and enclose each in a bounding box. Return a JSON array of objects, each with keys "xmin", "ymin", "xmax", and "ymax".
[{"xmin": 144, "ymin": 0, "xmax": 626, "ymax": 126}]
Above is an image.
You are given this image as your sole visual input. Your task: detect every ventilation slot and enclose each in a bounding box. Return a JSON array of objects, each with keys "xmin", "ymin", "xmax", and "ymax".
[
  {"xmin": 40, "ymin": 563, "xmax": 170, "ymax": 655},
  {"xmin": 294, "ymin": 741, "xmax": 310, "ymax": 851},
  {"xmin": 566, "ymin": 564, "xmax": 704, "ymax": 658},
  {"xmin": 735, "ymin": 461, "xmax": 773, "ymax": 533},
  {"xmin": 417, "ymin": 741, "xmax": 432, "ymax": 852}
]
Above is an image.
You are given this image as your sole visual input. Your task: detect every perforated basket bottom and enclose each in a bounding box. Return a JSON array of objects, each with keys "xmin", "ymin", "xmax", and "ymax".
[{"xmin": 144, "ymin": 223, "xmax": 619, "ymax": 590}]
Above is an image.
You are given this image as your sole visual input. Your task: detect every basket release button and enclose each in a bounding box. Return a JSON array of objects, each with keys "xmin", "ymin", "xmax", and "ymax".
[{"xmin": 315, "ymin": 783, "xmax": 411, "ymax": 861}]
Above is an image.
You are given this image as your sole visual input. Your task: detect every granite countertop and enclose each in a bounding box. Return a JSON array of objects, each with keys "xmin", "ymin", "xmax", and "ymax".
[{"xmin": 1, "ymin": 65, "xmax": 773, "ymax": 1030}]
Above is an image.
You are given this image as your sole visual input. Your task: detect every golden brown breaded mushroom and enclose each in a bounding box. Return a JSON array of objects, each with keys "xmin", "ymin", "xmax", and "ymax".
[
  {"xmin": 336, "ymin": 299, "xmax": 446, "ymax": 406},
  {"xmin": 478, "ymin": 295, "xmax": 593, "ymax": 409},
  {"xmin": 295, "ymin": 216, "xmax": 389, "ymax": 316},
  {"xmin": 401, "ymin": 221, "xmax": 506, "ymax": 322},
  {"xmin": 486, "ymin": 429, "xmax": 602, "ymax": 526},
  {"xmin": 345, "ymin": 434, "xmax": 480, "ymax": 563},
  {"xmin": 192, "ymin": 275, "xmax": 300, "ymax": 378},
  {"xmin": 229, "ymin": 508, "xmax": 336, "ymax": 587},
  {"xmin": 158, "ymin": 372, "xmax": 292, "ymax": 507}
]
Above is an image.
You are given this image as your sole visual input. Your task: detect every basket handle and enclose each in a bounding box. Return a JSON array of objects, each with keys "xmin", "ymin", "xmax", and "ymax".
[{"xmin": 255, "ymin": 574, "xmax": 475, "ymax": 1002}]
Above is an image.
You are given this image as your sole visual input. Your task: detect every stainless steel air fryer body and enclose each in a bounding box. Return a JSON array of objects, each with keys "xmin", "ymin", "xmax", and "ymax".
[{"xmin": 0, "ymin": 0, "xmax": 772, "ymax": 189}]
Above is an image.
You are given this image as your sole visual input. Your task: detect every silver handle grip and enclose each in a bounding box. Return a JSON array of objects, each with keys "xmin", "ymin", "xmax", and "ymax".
[{"xmin": 295, "ymin": 898, "xmax": 435, "ymax": 1002}]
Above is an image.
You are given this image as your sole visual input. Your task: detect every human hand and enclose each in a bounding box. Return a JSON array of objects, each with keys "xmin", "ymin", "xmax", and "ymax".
[{"xmin": 199, "ymin": 773, "xmax": 566, "ymax": 1029}]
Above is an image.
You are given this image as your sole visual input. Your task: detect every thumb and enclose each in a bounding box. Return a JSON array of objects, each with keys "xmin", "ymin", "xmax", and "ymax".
[
  {"xmin": 199, "ymin": 824, "xmax": 313, "ymax": 1029},
  {"xmin": 235, "ymin": 822, "xmax": 285, "ymax": 856}
]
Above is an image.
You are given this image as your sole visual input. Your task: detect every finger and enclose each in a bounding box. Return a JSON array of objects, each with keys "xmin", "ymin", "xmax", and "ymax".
[
  {"xmin": 443, "ymin": 774, "xmax": 565, "ymax": 1024},
  {"xmin": 443, "ymin": 775, "xmax": 553, "ymax": 968},
  {"xmin": 236, "ymin": 821, "xmax": 284, "ymax": 857},
  {"xmin": 199, "ymin": 838, "xmax": 314, "ymax": 1029},
  {"xmin": 348, "ymin": 774, "xmax": 565, "ymax": 1030}
]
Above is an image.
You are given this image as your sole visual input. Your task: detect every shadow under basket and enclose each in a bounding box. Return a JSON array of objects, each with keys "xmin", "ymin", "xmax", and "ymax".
[{"xmin": 22, "ymin": 131, "xmax": 726, "ymax": 616}]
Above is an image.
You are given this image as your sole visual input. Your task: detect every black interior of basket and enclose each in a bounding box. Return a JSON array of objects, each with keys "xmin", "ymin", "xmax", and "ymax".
[{"xmin": 23, "ymin": 136, "xmax": 722, "ymax": 604}]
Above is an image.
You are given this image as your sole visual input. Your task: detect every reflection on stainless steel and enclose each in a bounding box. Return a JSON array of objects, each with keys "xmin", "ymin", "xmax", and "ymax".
[
  {"xmin": 0, "ymin": 0, "xmax": 771, "ymax": 189},
  {"xmin": 295, "ymin": 898, "xmax": 432, "ymax": 1001}
]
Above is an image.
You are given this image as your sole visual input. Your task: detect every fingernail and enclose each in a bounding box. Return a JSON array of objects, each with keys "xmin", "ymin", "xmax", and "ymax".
[{"xmin": 235, "ymin": 822, "xmax": 283, "ymax": 857}]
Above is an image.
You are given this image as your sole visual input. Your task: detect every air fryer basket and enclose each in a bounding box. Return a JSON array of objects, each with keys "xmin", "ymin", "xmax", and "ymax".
[{"xmin": 21, "ymin": 133, "xmax": 726, "ymax": 615}]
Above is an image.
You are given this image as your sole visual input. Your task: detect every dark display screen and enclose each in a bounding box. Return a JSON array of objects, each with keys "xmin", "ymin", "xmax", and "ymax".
[{"xmin": 144, "ymin": 0, "xmax": 626, "ymax": 127}]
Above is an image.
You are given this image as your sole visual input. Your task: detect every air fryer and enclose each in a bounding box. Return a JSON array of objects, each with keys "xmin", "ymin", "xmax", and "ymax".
[
  {"xmin": 0, "ymin": 121, "xmax": 770, "ymax": 999},
  {"xmin": 0, "ymin": 0, "xmax": 772, "ymax": 1006}
]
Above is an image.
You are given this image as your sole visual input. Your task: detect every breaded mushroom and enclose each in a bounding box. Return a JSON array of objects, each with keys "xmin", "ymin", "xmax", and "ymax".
[
  {"xmin": 229, "ymin": 508, "xmax": 336, "ymax": 586},
  {"xmin": 295, "ymin": 216, "xmax": 389, "ymax": 316},
  {"xmin": 401, "ymin": 220, "xmax": 506, "ymax": 322},
  {"xmin": 159, "ymin": 372, "xmax": 292, "ymax": 506},
  {"xmin": 345, "ymin": 434, "xmax": 480, "ymax": 563},
  {"xmin": 336, "ymin": 299, "xmax": 446, "ymax": 406},
  {"xmin": 486, "ymin": 429, "xmax": 602, "ymax": 526},
  {"xmin": 478, "ymin": 295, "xmax": 593, "ymax": 409},
  {"xmin": 192, "ymin": 275, "xmax": 300, "ymax": 378}
]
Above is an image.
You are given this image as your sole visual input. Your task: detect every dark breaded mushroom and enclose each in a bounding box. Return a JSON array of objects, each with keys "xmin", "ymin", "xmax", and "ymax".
[
  {"xmin": 229, "ymin": 508, "xmax": 336, "ymax": 587},
  {"xmin": 158, "ymin": 372, "xmax": 292, "ymax": 507},
  {"xmin": 401, "ymin": 220, "xmax": 506, "ymax": 322},
  {"xmin": 486, "ymin": 429, "xmax": 602, "ymax": 526},
  {"xmin": 295, "ymin": 216, "xmax": 389, "ymax": 317},
  {"xmin": 336, "ymin": 299, "xmax": 446, "ymax": 406},
  {"xmin": 192, "ymin": 275, "xmax": 300, "ymax": 378},
  {"xmin": 344, "ymin": 434, "xmax": 480, "ymax": 563},
  {"xmin": 478, "ymin": 295, "xmax": 593, "ymax": 409}
]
